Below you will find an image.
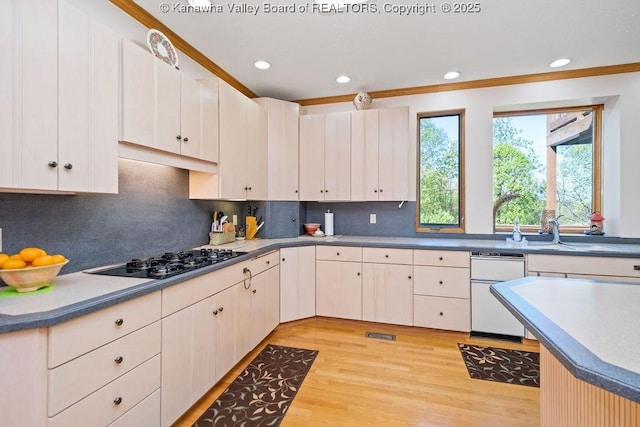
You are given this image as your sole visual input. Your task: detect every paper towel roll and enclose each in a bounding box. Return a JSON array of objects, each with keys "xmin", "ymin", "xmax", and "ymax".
[{"xmin": 325, "ymin": 211, "xmax": 334, "ymax": 236}]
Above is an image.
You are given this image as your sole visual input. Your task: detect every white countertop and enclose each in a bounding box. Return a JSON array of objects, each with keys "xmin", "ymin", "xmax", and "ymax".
[{"xmin": 492, "ymin": 276, "xmax": 640, "ymax": 402}]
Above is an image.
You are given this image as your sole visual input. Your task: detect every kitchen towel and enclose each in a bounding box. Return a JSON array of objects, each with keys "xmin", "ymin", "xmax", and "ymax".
[{"xmin": 324, "ymin": 210, "xmax": 334, "ymax": 236}]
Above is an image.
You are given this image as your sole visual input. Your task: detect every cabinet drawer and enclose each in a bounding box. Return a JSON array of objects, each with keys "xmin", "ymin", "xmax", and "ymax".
[
  {"xmin": 527, "ymin": 254, "xmax": 640, "ymax": 279},
  {"xmin": 48, "ymin": 321, "xmax": 161, "ymax": 416},
  {"xmin": 316, "ymin": 245, "xmax": 362, "ymax": 262},
  {"xmin": 413, "ymin": 295, "xmax": 470, "ymax": 332},
  {"xmin": 108, "ymin": 389, "xmax": 160, "ymax": 427},
  {"xmin": 48, "ymin": 355, "xmax": 160, "ymax": 427},
  {"xmin": 362, "ymin": 247, "xmax": 412, "ymax": 265},
  {"xmin": 48, "ymin": 292, "xmax": 161, "ymax": 368},
  {"xmin": 162, "ymin": 260, "xmax": 250, "ymax": 316},
  {"xmin": 413, "ymin": 250, "xmax": 470, "ymax": 268},
  {"xmin": 248, "ymin": 250, "xmax": 280, "ymax": 276},
  {"xmin": 413, "ymin": 266, "xmax": 470, "ymax": 298}
]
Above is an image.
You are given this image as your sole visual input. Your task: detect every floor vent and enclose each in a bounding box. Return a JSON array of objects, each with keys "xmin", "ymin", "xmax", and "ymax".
[{"xmin": 365, "ymin": 332, "xmax": 396, "ymax": 341}]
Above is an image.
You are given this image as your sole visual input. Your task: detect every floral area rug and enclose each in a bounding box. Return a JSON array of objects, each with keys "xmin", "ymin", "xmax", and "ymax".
[
  {"xmin": 458, "ymin": 343, "xmax": 540, "ymax": 387},
  {"xmin": 193, "ymin": 344, "xmax": 318, "ymax": 427}
]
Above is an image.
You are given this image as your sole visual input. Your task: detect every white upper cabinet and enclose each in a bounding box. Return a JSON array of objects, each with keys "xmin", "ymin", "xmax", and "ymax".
[
  {"xmin": 1, "ymin": 0, "xmax": 58, "ymax": 191},
  {"xmin": 58, "ymin": 1, "xmax": 119, "ymax": 193},
  {"xmin": 120, "ymin": 39, "xmax": 218, "ymax": 163},
  {"xmin": 351, "ymin": 107, "xmax": 410, "ymax": 201},
  {"xmin": 1, "ymin": 0, "xmax": 118, "ymax": 193},
  {"xmin": 299, "ymin": 112, "xmax": 351, "ymax": 201},
  {"xmin": 255, "ymin": 98, "xmax": 300, "ymax": 201},
  {"xmin": 218, "ymin": 81, "xmax": 267, "ymax": 200}
]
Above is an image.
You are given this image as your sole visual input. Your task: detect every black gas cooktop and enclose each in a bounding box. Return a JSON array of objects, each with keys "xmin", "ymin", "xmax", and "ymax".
[{"xmin": 89, "ymin": 248, "xmax": 247, "ymax": 280}]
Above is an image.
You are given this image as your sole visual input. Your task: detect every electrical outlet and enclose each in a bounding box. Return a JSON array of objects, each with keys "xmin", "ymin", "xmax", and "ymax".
[
  {"xmin": 370, "ymin": 214, "xmax": 376, "ymax": 224},
  {"xmin": 232, "ymin": 215, "xmax": 238, "ymax": 225}
]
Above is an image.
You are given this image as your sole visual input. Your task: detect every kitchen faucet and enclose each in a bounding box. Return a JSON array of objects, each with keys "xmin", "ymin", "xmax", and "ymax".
[{"xmin": 548, "ymin": 216, "xmax": 563, "ymax": 244}]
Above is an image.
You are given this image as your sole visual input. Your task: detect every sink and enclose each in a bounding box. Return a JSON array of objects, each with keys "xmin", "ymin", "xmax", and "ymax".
[
  {"xmin": 526, "ymin": 242, "xmax": 576, "ymax": 250},
  {"xmin": 560, "ymin": 243, "xmax": 627, "ymax": 253},
  {"xmin": 526, "ymin": 242, "xmax": 627, "ymax": 252}
]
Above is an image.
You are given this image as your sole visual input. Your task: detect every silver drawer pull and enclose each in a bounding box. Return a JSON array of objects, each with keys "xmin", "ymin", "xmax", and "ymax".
[
  {"xmin": 114, "ymin": 318, "xmax": 124, "ymax": 326},
  {"xmin": 113, "ymin": 396, "xmax": 122, "ymax": 405},
  {"xmin": 114, "ymin": 356, "xmax": 124, "ymax": 364}
]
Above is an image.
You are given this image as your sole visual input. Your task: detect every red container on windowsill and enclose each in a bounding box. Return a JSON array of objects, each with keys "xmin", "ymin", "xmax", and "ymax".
[{"xmin": 588, "ymin": 211, "xmax": 605, "ymax": 235}]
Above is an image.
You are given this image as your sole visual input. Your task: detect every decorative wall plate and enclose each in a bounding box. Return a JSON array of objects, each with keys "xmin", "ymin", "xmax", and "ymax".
[{"xmin": 146, "ymin": 29, "xmax": 179, "ymax": 68}]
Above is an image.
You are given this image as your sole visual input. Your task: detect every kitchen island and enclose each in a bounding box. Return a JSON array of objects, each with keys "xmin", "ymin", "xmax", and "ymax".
[{"xmin": 491, "ymin": 276, "xmax": 640, "ymax": 426}]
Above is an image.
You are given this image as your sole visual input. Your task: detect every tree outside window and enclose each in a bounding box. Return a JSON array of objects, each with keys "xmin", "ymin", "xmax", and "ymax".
[
  {"xmin": 493, "ymin": 106, "xmax": 602, "ymax": 233},
  {"xmin": 417, "ymin": 110, "xmax": 465, "ymax": 232}
]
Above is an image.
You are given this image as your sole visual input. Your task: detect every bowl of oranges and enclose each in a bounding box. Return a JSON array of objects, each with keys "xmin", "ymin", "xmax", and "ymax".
[{"xmin": 0, "ymin": 247, "xmax": 68, "ymax": 293}]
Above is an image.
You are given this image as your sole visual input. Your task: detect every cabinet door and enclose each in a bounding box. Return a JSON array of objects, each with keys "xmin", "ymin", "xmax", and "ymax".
[
  {"xmin": 200, "ymin": 77, "xmax": 219, "ymax": 163},
  {"xmin": 160, "ymin": 295, "xmax": 216, "ymax": 427},
  {"xmin": 154, "ymin": 60, "xmax": 181, "ymax": 154},
  {"xmin": 219, "ymin": 81, "xmax": 248, "ymax": 199},
  {"xmin": 1, "ymin": 0, "xmax": 57, "ymax": 190},
  {"xmin": 214, "ymin": 284, "xmax": 238, "ymax": 381},
  {"xmin": 316, "ymin": 260, "xmax": 362, "ymax": 320},
  {"xmin": 280, "ymin": 246, "xmax": 316, "ymax": 323},
  {"xmin": 120, "ymin": 39, "xmax": 154, "ymax": 147},
  {"xmin": 246, "ymin": 99, "xmax": 268, "ymax": 200},
  {"xmin": 258, "ymin": 98, "xmax": 300, "ymax": 201},
  {"xmin": 299, "ymin": 114, "xmax": 325, "ymax": 201},
  {"xmin": 178, "ymin": 75, "xmax": 202, "ymax": 159},
  {"xmin": 58, "ymin": 2, "xmax": 118, "ymax": 193},
  {"xmin": 351, "ymin": 110, "xmax": 379, "ymax": 201},
  {"xmin": 378, "ymin": 107, "xmax": 410, "ymax": 200},
  {"xmin": 324, "ymin": 111, "xmax": 351, "ymax": 201},
  {"xmin": 249, "ymin": 265, "xmax": 280, "ymax": 348},
  {"xmin": 362, "ymin": 263, "xmax": 413, "ymax": 326}
]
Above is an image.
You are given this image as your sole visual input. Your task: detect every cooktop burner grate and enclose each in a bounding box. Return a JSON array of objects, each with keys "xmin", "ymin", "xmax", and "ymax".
[{"xmin": 89, "ymin": 248, "xmax": 247, "ymax": 279}]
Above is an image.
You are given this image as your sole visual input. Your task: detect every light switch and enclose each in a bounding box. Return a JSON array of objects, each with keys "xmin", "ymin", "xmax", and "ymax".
[
  {"xmin": 232, "ymin": 215, "xmax": 238, "ymax": 225},
  {"xmin": 370, "ymin": 214, "xmax": 376, "ymax": 224}
]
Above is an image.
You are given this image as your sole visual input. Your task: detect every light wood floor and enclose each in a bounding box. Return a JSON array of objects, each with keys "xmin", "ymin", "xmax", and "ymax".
[{"xmin": 175, "ymin": 317, "xmax": 540, "ymax": 426}]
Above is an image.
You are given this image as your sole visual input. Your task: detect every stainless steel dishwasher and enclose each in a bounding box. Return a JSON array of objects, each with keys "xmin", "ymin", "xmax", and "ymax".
[{"xmin": 471, "ymin": 251, "xmax": 525, "ymax": 339}]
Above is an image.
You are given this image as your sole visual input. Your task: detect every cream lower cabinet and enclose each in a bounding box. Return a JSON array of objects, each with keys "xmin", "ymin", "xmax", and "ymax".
[
  {"xmin": 413, "ymin": 250, "xmax": 471, "ymax": 332},
  {"xmin": 161, "ymin": 251, "xmax": 279, "ymax": 427},
  {"xmin": 279, "ymin": 246, "xmax": 316, "ymax": 322},
  {"xmin": 527, "ymin": 254, "xmax": 640, "ymax": 282},
  {"xmin": 47, "ymin": 292, "xmax": 162, "ymax": 427},
  {"xmin": 362, "ymin": 248, "xmax": 414, "ymax": 326},
  {"xmin": 316, "ymin": 246, "xmax": 363, "ymax": 320}
]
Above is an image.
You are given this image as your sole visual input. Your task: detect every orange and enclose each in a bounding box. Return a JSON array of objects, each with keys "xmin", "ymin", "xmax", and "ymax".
[
  {"xmin": 32, "ymin": 255, "xmax": 55, "ymax": 267},
  {"xmin": 19, "ymin": 247, "xmax": 45, "ymax": 262},
  {"xmin": 51, "ymin": 254, "xmax": 66, "ymax": 264},
  {"xmin": 0, "ymin": 253, "xmax": 9, "ymax": 268},
  {"xmin": 2, "ymin": 259, "xmax": 27, "ymax": 269},
  {"xmin": 9, "ymin": 254, "xmax": 22, "ymax": 260}
]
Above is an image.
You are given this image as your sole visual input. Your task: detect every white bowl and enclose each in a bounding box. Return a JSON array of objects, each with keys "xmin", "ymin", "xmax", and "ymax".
[{"xmin": 0, "ymin": 260, "xmax": 69, "ymax": 292}]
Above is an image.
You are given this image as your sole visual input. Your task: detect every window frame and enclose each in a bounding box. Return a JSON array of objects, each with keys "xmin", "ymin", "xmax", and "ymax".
[
  {"xmin": 493, "ymin": 104, "xmax": 603, "ymax": 234},
  {"xmin": 416, "ymin": 109, "xmax": 466, "ymax": 233}
]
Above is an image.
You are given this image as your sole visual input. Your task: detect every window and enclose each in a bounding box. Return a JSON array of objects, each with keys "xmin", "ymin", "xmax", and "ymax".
[
  {"xmin": 492, "ymin": 106, "xmax": 602, "ymax": 233},
  {"xmin": 417, "ymin": 110, "xmax": 465, "ymax": 232}
]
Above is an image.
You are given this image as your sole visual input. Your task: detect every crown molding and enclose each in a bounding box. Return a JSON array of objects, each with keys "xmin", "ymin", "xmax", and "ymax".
[
  {"xmin": 294, "ymin": 62, "xmax": 640, "ymax": 106},
  {"xmin": 109, "ymin": 0, "xmax": 257, "ymax": 98}
]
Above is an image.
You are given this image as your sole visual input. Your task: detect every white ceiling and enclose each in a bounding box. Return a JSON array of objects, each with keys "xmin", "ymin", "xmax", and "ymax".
[{"xmin": 90, "ymin": 0, "xmax": 640, "ymax": 101}]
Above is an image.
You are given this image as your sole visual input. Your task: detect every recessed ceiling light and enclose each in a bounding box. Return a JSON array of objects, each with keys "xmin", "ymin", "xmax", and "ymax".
[
  {"xmin": 188, "ymin": 0, "xmax": 212, "ymax": 7},
  {"xmin": 336, "ymin": 75, "xmax": 351, "ymax": 83},
  {"xmin": 443, "ymin": 71, "xmax": 460, "ymax": 80},
  {"xmin": 549, "ymin": 58, "xmax": 572, "ymax": 68},
  {"xmin": 254, "ymin": 60, "xmax": 271, "ymax": 70}
]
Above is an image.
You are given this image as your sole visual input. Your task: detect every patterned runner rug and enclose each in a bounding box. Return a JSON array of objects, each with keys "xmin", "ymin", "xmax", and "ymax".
[
  {"xmin": 193, "ymin": 344, "xmax": 319, "ymax": 427},
  {"xmin": 458, "ymin": 343, "xmax": 540, "ymax": 387}
]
